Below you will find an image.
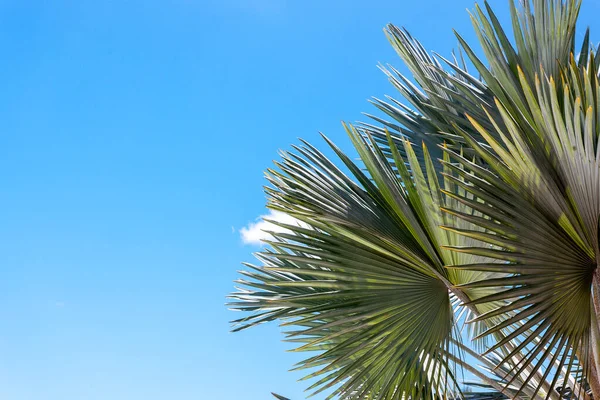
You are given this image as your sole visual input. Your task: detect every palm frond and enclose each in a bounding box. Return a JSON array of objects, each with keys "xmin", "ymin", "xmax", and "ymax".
[
  {"xmin": 443, "ymin": 39, "xmax": 599, "ymax": 400},
  {"xmin": 362, "ymin": 25, "xmax": 504, "ymax": 165},
  {"xmin": 229, "ymin": 123, "xmax": 517, "ymax": 398},
  {"xmin": 230, "ymin": 0, "xmax": 600, "ymax": 398},
  {"xmin": 230, "ymin": 131, "xmax": 459, "ymax": 399}
]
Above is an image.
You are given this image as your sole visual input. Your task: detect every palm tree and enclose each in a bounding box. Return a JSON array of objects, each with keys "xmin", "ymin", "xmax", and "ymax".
[{"xmin": 229, "ymin": 0, "xmax": 600, "ymax": 398}]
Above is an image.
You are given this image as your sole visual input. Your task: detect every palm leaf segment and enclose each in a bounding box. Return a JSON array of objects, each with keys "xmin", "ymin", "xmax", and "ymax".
[{"xmin": 230, "ymin": 0, "xmax": 600, "ymax": 398}]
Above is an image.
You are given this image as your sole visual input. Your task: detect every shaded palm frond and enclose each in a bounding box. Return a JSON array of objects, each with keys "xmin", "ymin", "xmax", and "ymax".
[{"xmin": 362, "ymin": 25, "xmax": 503, "ymax": 165}]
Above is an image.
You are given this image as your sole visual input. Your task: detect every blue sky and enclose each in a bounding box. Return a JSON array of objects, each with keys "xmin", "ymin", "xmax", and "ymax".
[{"xmin": 0, "ymin": 0, "xmax": 599, "ymax": 399}]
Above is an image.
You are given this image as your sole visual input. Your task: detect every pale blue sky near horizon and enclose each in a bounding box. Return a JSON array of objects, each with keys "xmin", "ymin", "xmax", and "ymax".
[{"xmin": 0, "ymin": 1, "xmax": 599, "ymax": 399}]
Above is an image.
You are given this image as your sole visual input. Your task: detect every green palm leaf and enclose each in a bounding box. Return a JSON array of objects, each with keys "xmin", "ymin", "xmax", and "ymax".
[
  {"xmin": 439, "ymin": 1, "xmax": 599, "ymax": 398},
  {"xmin": 230, "ymin": 131, "xmax": 458, "ymax": 399},
  {"xmin": 230, "ymin": 0, "xmax": 600, "ymax": 398},
  {"xmin": 362, "ymin": 24, "xmax": 503, "ymax": 164},
  {"xmin": 229, "ymin": 125, "xmax": 520, "ymax": 398}
]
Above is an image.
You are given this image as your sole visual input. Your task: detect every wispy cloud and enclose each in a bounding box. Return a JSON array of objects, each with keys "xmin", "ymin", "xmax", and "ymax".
[{"xmin": 240, "ymin": 210, "xmax": 306, "ymax": 245}]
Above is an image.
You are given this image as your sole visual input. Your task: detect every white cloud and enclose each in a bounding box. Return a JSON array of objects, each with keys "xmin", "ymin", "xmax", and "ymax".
[{"xmin": 240, "ymin": 210, "xmax": 306, "ymax": 245}]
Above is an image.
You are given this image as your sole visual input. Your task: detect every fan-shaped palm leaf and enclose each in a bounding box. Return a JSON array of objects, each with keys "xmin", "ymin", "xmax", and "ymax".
[
  {"xmin": 440, "ymin": 0, "xmax": 600, "ymax": 398},
  {"xmin": 229, "ymin": 0, "xmax": 600, "ymax": 398},
  {"xmin": 229, "ymin": 123, "xmax": 516, "ymax": 398}
]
